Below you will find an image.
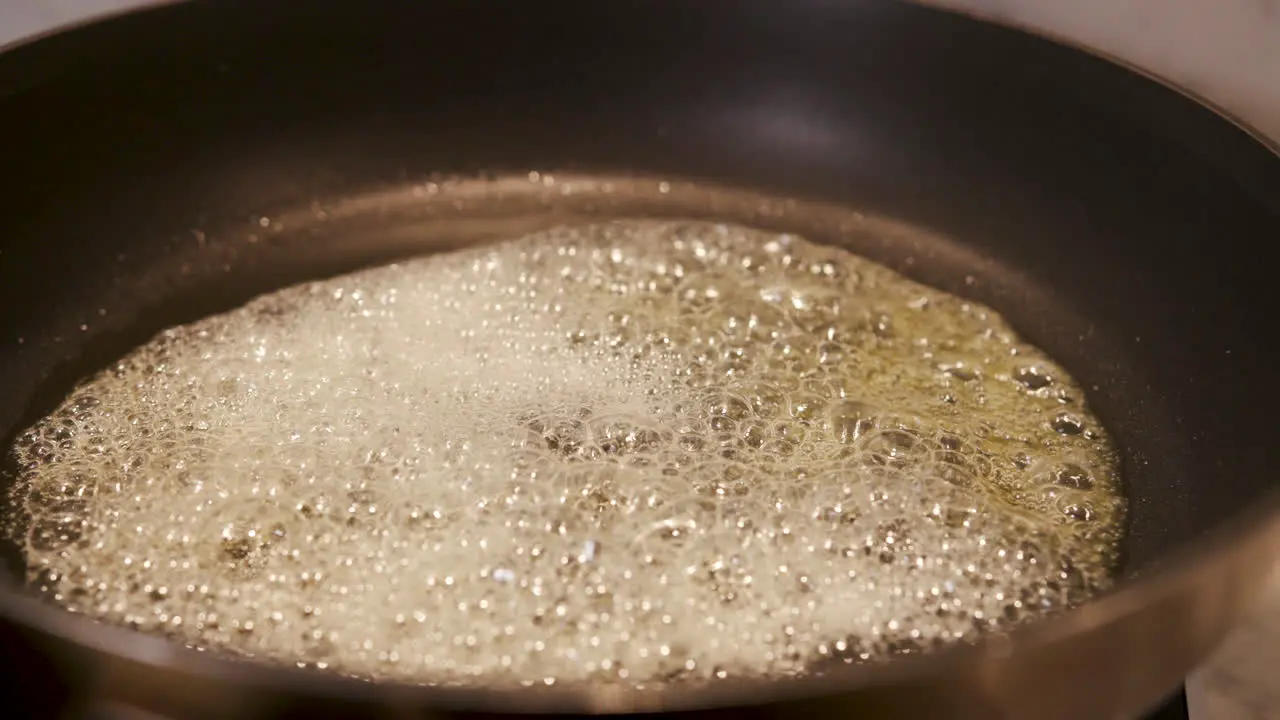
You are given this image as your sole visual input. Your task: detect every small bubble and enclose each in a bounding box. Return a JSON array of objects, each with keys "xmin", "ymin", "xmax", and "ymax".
[
  {"xmin": 1013, "ymin": 366, "xmax": 1053, "ymax": 390},
  {"xmin": 940, "ymin": 363, "xmax": 976, "ymax": 382},
  {"xmin": 1063, "ymin": 504, "xmax": 1095, "ymax": 522},
  {"xmin": 1053, "ymin": 464, "xmax": 1094, "ymax": 490},
  {"xmin": 828, "ymin": 400, "xmax": 875, "ymax": 444},
  {"xmin": 1050, "ymin": 413, "xmax": 1085, "ymax": 435},
  {"xmin": 869, "ymin": 312, "xmax": 894, "ymax": 339}
]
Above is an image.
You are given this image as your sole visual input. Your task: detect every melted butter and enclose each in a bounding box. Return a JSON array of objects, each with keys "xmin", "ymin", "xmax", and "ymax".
[{"xmin": 10, "ymin": 220, "xmax": 1124, "ymax": 687}]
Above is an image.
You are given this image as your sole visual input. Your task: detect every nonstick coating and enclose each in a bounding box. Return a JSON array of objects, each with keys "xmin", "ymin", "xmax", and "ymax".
[{"xmin": 0, "ymin": 1, "xmax": 1278, "ymax": 719}]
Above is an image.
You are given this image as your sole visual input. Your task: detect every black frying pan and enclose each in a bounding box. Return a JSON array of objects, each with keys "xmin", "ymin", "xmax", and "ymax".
[{"xmin": 1, "ymin": 1, "xmax": 1278, "ymax": 719}]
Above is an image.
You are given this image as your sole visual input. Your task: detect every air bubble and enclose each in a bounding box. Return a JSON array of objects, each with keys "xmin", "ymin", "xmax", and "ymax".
[
  {"xmin": 1053, "ymin": 464, "xmax": 1094, "ymax": 490},
  {"xmin": 1050, "ymin": 413, "xmax": 1085, "ymax": 436},
  {"xmin": 869, "ymin": 312, "xmax": 894, "ymax": 339},
  {"xmin": 1014, "ymin": 366, "xmax": 1053, "ymax": 390},
  {"xmin": 1062, "ymin": 505, "xmax": 1095, "ymax": 523},
  {"xmin": 828, "ymin": 401, "xmax": 875, "ymax": 445}
]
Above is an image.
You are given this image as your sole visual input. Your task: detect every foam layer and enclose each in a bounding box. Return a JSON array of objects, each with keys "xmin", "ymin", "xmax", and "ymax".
[{"xmin": 9, "ymin": 220, "xmax": 1125, "ymax": 687}]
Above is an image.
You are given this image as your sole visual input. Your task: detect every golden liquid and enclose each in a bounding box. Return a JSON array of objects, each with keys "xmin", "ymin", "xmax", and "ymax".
[{"xmin": 10, "ymin": 220, "xmax": 1124, "ymax": 687}]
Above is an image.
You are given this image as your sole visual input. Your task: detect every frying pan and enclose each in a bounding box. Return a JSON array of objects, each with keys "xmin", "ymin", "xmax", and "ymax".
[{"xmin": 1, "ymin": 1, "xmax": 1278, "ymax": 719}]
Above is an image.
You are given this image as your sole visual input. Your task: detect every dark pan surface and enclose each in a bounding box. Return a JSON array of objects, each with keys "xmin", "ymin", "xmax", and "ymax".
[{"xmin": 0, "ymin": 1, "xmax": 1278, "ymax": 717}]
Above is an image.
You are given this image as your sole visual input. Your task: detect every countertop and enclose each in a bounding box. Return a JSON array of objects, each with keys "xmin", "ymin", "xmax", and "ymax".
[
  {"xmin": 3, "ymin": 2, "xmax": 1280, "ymax": 719},
  {"xmin": 1191, "ymin": 568, "xmax": 1280, "ymax": 719}
]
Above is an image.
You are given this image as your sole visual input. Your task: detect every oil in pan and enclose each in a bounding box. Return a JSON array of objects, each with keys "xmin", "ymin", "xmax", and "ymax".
[{"xmin": 6, "ymin": 179, "xmax": 1126, "ymax": 689}]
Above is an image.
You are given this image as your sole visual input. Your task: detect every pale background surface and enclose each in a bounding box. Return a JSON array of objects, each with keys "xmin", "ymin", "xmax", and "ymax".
[{"xmin": 2, "ymin": 1, "xmax": 1279, "ymax": 718}]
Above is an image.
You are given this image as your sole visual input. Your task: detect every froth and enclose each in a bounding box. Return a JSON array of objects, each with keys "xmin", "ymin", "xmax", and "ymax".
[{"xmin": 9, "ymin": 220, "xmax": 1125, "ymax": 687}]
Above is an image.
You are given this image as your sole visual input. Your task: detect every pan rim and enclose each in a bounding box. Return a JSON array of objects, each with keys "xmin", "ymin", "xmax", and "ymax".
[{"xmin": 1, "ymin": 0, "xmax": 1278, "ymax": 715}]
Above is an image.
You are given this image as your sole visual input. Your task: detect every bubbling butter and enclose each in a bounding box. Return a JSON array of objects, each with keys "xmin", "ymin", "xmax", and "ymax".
[{"xmin": 9, "ymin": 220, "xmax": 1124, "ymax": 687}]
